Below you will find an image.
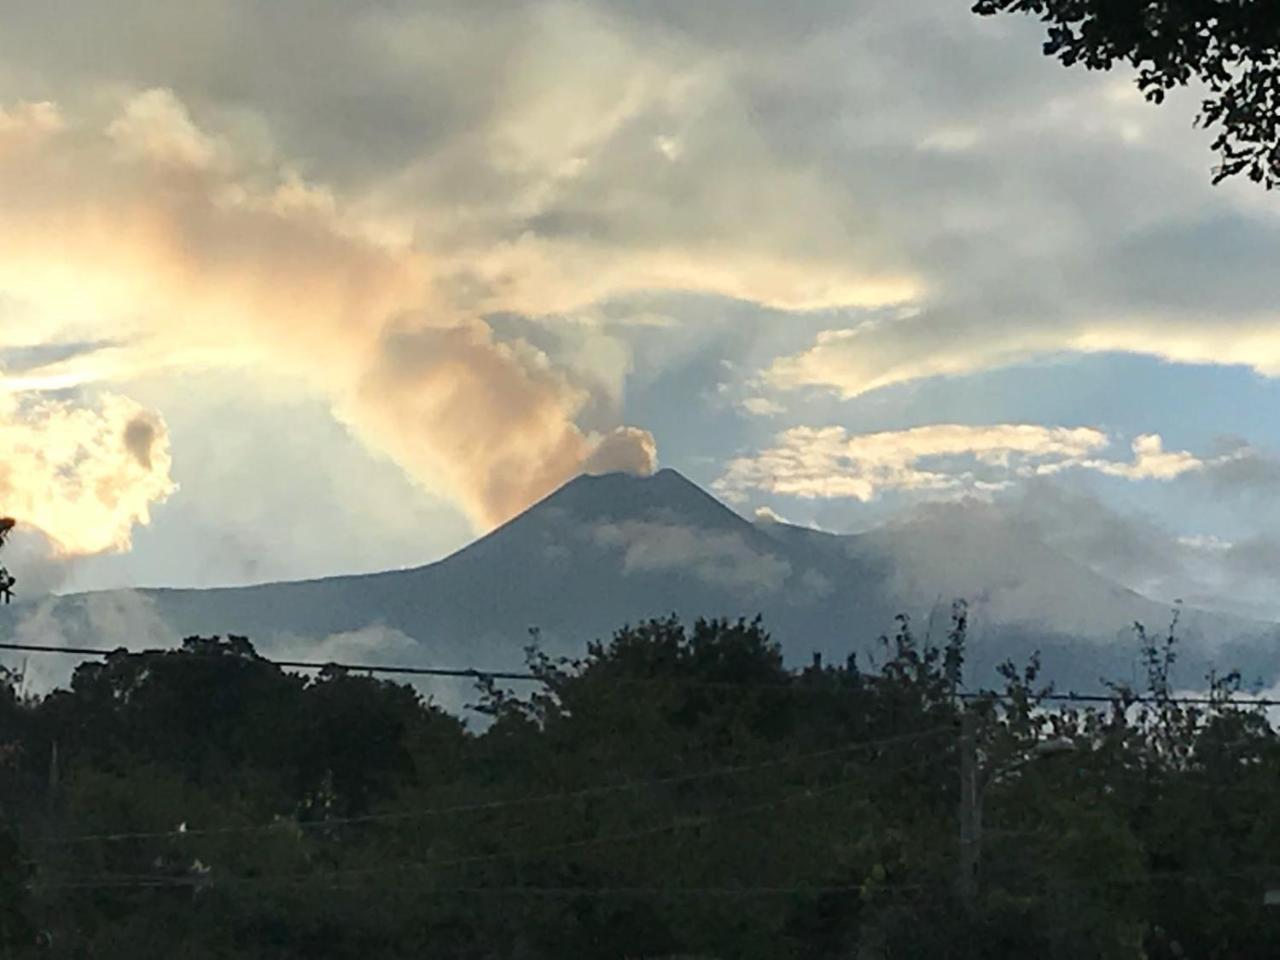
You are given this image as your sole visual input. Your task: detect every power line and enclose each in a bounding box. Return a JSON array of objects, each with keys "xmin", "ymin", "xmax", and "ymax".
[
  {"xmin": 28, "ymin": 725, "xmax": 954, "ymax": 847},
  {"xmin": 29, "ymin": 737, "xmax": 1280, "ymax": 895},
  {"xmin": 32, "ymin": 761, "xmax": 913, "ymax": 892},
  {"xmin": 0, "ymin": 641, "xmax": 540, "ymax": 682},
  {"xmin": 3, "ymin": 640, "xmax": 1278, "ymax": 707},
  {"xmin": 35, "ymin": 854, "xmax": 1280, "ymax": 897},
  {"xmin": 35, "ymin": 880, "xmax": 886, "ymax": 897},
  {"xmin": 959, "ymin": 690, "xmax": 1280, "ymax": 707}
]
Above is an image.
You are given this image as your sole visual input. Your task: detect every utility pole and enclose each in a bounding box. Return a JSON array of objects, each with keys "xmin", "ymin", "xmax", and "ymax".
[
  {"xmin": 48, "ymin": 740, "xmax": 59, "ymax": 799},
  {"xmin": 958, "ymin": 709, "xmax": 981, "ymax": 911},
  {"xmin": 956, "ymin": 710, "xmax": 1074, "ymax": 913}
]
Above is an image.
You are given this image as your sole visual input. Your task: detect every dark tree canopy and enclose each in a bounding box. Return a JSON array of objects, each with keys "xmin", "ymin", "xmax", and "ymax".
[
  {"xmin": 4, "ymin": 606, "xmax": 1280, "ymax": 955},
  {"xmin": 974, "ymin": 1, "xmax": 1280, "ymax": 187}
]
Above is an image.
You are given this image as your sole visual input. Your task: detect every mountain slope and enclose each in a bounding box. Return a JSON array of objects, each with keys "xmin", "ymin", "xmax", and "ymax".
[
  {"xmin": 136, "ymin": 469, "xmax": 896, "ymax": 665},
  {"xmin": 3, "ymin": 469, "xmax": 1276, "ymax": 692}
]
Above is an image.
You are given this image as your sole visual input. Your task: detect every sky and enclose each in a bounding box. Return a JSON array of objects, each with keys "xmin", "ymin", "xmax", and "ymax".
[{"xmin": 4, "ymin": 0, "xmax": 1280, "ymax": 618}]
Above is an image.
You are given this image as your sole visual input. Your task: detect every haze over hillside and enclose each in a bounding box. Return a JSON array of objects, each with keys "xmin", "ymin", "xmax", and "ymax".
[{"xmin": 3, "ymin": 470, "xmax": 1277, "ymax": 696}]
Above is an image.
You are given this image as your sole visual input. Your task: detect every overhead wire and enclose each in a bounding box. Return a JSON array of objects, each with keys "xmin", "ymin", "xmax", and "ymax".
[
  {"xmin": 10, "ymin": 643, "xmax": 1280, "ymax": 898},
  {"xmin": 27, "ymin": 725, "xmax": 955, "ymax": 847},
  {"xmin": 32, "ymin": 748, "xmax": 946, "ymax": 892},
  {"xmin": 2, "ymin": 640, "xmax": 1277, "ymax": 707}
]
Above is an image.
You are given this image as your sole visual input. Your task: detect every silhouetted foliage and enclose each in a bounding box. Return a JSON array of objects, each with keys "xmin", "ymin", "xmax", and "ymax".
[
  {"xmin": 0, "ymin": 602, "xmax": 1278, "ymax": 957},
  {"xmin": 0, "ymin": 518, "xmax": 15, "ymax": 605},
  {"xmin": 974, "ymin": 0, "xmax": 1280, "ymax": 187}
]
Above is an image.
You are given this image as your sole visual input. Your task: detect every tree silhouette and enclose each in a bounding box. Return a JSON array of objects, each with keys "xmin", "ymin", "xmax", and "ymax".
[
  {"xmin": 0, "ymin": 517, "xmax": 31, "ymax": 950},
  {"xmin": 974, "ymin": 1, "xmax": 1280, "ymax": 187},
  {"xmin": 0, "ymin": 518, "xmax": 14, "ymax": 604},
  {"xmin": 1, "ymin": 613, "xmax": 1279, "ymax": 955}
]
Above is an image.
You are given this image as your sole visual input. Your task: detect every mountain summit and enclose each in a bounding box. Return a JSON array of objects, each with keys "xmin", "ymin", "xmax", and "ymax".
[
  {"xmin": 2, "ymin": 470, "xmax": 1275, "ymax": 692},
  {"xmin": 461, "ymin": 468, "xmax": 757, "ymax": 563},
  {"xmin": 538, "ymin": 468, "xmax": 739, "ymax": 526}
]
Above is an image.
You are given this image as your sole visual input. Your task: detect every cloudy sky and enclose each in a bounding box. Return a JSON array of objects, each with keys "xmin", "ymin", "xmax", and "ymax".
[{"xmin": 4, "ymin": 0, "xmax": 1280, "ymax": 617}]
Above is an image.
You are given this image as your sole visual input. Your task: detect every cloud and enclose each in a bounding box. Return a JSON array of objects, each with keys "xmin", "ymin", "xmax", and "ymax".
[
  {"xmin": 55, "ymin": 370, "xmax": 480, "ymax": 591},
  {"xmin": 592, "ymin": 520, "xmax": 791, "ymax": 591},
  {"xmin": 1, "ymin": 526, "xmax": 74, "ymax": 599},
  {"xmin": 1, "ymin": 590, "xmax": 177, "ymax": 692},
  {"xmin": 1028, "ymin": 433, "xmax": 1207, "ymax": 482},
  {"xmin": 851, "ymin": 495, "xmax": 1166, "ymax": 636},
  {"xmin": 258, "ymin": 624, "xmax": 483, "ymax": 715},
  {"xmin": 5, "ymin": 0, "xmax": 1280, "ymax": 567},
  {"xmin": 740, "ymin": 397, "xmax": 787, "ymax": 417},
  {"xmin": 0, "ymin": 89, "xmax": 658, "ymax": 530},
  {"xmin": 267, "ymin": 624, "xmax": 422, "ymax": 669},
  {"xmin": 0, "ymin": 3, "xmax": 927, "ymax": 337},
  {"xmin": 768, "ymin": 311, "xmax": 1280, "ymax": 401},
  {"xmin": 74, "ymin": 590, "xmax": 176, "ymax": 649},
  {"xmin": 346, "ymin": 317, "xmax": 658, "ymax": 527},
  {"xmin": 0, "ymin": 101, "xmax": 61, "ymax": 139},
  {"xmin": 106, "ymin": 87, "xmax": 222, "ymax": 169},
  {"xmin": 0, "ymin": 340, "xmax": 121, "ymax": 376},
  {"xmin": 849, "ymin": 474, "xmax": 1280, "ymax": 625},
  {"xmin": 992, "ymin": 480, "xmax": 1190, "ymax": 599},
  {"xmin": 1001, "ymin": 481, "xmax": 1280, "ymax": 624},
  {"xmin": 122, "ymin": 414, "xmax": 161, "ymax": 470},
  {"xmin": 752, "ymin": 505, "xmax": 790, "ymax": 525},
  {"xmin": 583, "ymin": 426, "xmax": 659, "ymax": 477},
  {"xmin": 1200, "ymin": 442, "xmax": 1280, "ymax": 499},
  {"xmin": 0, "ymin": 392, "xmax": 175, "ymax": 556},
  {"xmin": 712, "ymin": 423, "xmax": 1194, "ymax": 502}
]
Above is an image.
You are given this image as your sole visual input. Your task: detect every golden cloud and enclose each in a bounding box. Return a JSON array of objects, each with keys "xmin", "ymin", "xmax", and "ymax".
[
  {"xmin": 714, "ymin": 423, "xmax": 1207, "ymax": 503},
  {"xmin": 0, "ymin": 392, "xmax": 175, "ymax": 556},
  {"xmin": 769, "ymin": 314, "xmax": 1280, "ymax": 400},
  {"xmin": 0, "ymin": 90, "xmax": 661, "ymax": 533},
  {"xmin": 0, "ymin": 80, "xmax": 927, "ymax": 542}
]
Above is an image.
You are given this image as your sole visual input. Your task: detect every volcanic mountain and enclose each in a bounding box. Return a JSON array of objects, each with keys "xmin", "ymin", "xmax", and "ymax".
[{"xmin": 3, "ymin": 469, "xmax": 1276, "ymax": 695}]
